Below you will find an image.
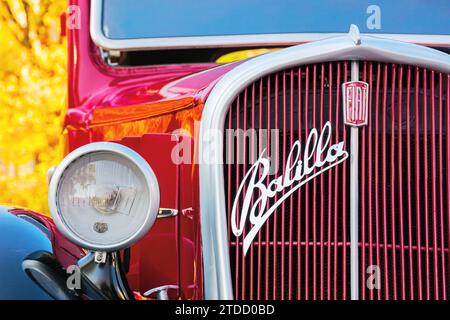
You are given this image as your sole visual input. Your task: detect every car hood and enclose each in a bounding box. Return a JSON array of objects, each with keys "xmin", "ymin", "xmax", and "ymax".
[{"xmin": 65, "ymin": 60, "xmax": 246, "ymax": 130}]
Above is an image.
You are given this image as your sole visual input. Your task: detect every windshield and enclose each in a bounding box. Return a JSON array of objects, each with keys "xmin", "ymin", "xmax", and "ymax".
[{"xmin": 102, "ymin": 0, "xmax": 450, "ymax": 40}]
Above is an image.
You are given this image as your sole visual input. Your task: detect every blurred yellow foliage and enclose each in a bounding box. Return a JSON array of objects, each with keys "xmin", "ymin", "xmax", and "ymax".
[
  {"xmin": 216, "ymin": 48, "xmax": 281, "ymax": 63},
  {"xmin": 0, "ymin": 0, "xmax": 67, "ymax": 214}
]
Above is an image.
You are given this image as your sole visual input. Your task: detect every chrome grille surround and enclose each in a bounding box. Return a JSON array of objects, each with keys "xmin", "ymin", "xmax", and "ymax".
[{"xmin": 199, "ymin": 26, "xmax": 450, "ymax": 300}]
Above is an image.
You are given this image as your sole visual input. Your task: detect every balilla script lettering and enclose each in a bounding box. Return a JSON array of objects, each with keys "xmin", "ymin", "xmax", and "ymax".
[{"xmin": 231, "ymin": 121, "xmax": 349, "ymax": 255}]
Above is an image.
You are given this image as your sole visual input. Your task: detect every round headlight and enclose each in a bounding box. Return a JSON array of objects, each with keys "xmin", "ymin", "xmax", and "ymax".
[{"xmin": 49, "ymin": 142, "xmax": 160, "ymax": 251}]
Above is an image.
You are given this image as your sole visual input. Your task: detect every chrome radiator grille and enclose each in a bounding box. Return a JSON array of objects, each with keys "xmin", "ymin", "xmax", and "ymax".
[
  {"xmin": 359, "ymin": 62, "xmax": 449, "ymax": 300},
  {"xmin": 223, "ymin": 61, "xmax": 450, "ymax": 300}
]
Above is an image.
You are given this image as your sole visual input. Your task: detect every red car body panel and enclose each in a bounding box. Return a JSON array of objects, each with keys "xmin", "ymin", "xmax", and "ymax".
[{"xmin": 59, "ymin": 0, "xmax": 245, "ymax": 299}]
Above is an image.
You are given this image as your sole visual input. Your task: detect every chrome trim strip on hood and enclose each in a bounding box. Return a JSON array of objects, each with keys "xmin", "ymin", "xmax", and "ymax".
[{"xmin": 349, "ymin": 59, "xmax": 361, "ymax": 300}]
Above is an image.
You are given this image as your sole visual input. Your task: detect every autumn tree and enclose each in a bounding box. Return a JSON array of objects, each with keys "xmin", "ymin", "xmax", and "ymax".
[{"xmin": 0, "ymin": 0, "xmax": 67, "ymax": 213}]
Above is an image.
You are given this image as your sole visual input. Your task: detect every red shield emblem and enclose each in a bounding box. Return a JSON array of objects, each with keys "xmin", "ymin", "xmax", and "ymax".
[{"xmin": 342, "ymin": 81, "xmax": 369, "ymax": 127}]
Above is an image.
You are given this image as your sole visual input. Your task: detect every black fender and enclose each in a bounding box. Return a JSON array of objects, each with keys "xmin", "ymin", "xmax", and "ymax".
[{"xmin": 0, "ymin": 206, "xmax": 54, "ymax": 299}]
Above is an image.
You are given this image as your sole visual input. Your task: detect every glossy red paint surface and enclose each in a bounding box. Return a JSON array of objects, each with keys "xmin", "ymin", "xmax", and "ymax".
[
  {"xmin": 66, "ymin": 0, "xmax": 241, "ymax": 132},
  {"xmin": 63, "ymin": 0, "xmax": 245, "ymax": 299},
  {"xmin": 115, "ymin": 134, "xmax": 180, "ymax": 298}
]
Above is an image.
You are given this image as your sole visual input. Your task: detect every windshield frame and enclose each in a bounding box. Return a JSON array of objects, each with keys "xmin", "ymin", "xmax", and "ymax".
[{"xmin": 90, "ymin": 0, "xmax": 450, "ymax": 51}]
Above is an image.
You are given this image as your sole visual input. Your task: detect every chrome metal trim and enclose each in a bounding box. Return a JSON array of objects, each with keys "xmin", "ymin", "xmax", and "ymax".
[
  {"xmin": 349, "ymin": 24, "xmax": 361, "ymax": 46},
  {"xmin": 349, "ymin": 61, "xmax": 360, "ymax": 300},
  {"xmin": 157, "ymin": 208, "xmax": 178, "ymax": 219},
  {"xmin": 90, "ymin": 0, "xmax": 450, "ymax": 52},
  {"xmin": 17, "ymin": 215, "xmax": 51, "ymax": 238},
  {"xmin": 143, "ymin": 285, "xmax": 178, "ymax": 300},
  {"xmin": 94, "ymin": 251, "xmax": 107, "ymax": 264},
  {"xmin": 199, "ymin": 26, "xmax": 450, "ymax": 299},
  {"xmin": 46, "ymin": 166, "xmax": 56, "ymax": 185},
  {"xmin": 48, "ymin": 142, "xmax": 160, "ymax": 252}
]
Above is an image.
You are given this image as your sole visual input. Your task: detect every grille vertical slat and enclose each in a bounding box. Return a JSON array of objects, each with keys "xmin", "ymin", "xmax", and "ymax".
[
  {"xmin": 312, "ymin": 64, "xmax": 317, "ymax": 300},
  {"xmin": 304, "ymin": 66, "xmax": 310, "ymax": 300},
  {"xmin": 288, "ymin": 69, "xmax": 295, "ymax": 300},
  {"xmin": 326, "ymin": 62, "xmax": 333, "ymax": 300},
  {"xmin": 234, "ymin": 95, "xmax": 240, "ymax": 300},
  {"xmin": 241, "ymin": 88, "xmax": 247, "ymax": 300},
  {"xmin": 406, "ymin": 65, "xmax": 414, "ymax": 300},
  {"xmin": 224, "ymin": 61, "xmax": 449, "ymax": 300},
  {"xmin": 265, "ymin": 75, "xmax": 271, "ymax": 300},
  {"xmin": 447, "ymin": 75, "xmax": 450, "ymax": 302},
  {"xmin": 249, "ymin": 83, "xmax": 256, "ymax": 301},
  {"xmin": 342, "ymin": 62, "xmax": 349, "ymax": 300},
  {"xmin": 319, "ymin": 64, "xmax": 325, "ymax": 300},
  {"xmin": 397, "ymin": 64, "xmax": 406, "ymax": 300},
  {"xmin": 438, "ymin": 73, "xmax": 447, "ymax": 300},
  {"xmin": 414, "ymin": 66, "xmax": 424, "ymax": 299},
  {"xmin": 257, "ymin": 79, "xmax": 263, "ymax": 300},
  {"xmin": 296, "ymin": 67, "xmax": 303, "ymax": 300},
  {"xmin": 390, "ymin": 63, "xmax": 398, "ymax": 300},
  {"xmin": 423, "ymin": 68, "xmax": 431, "ymax": 300},
  {"xmin": 373, "ymin": 63, "xmax": 382, "ymax": 300},
  {"xmin": 431, "ymin": 70, "xmax": 439, "ymax": 299},
  {"xmin": 281, "ymin": 71, "xmax": 287, "ymax": 300},
  {"xmin": 366, "ymin": 62, "xmax": 374, "ymax": 300},
  {"xmin": 361, "ymin": 63, "xmax": 367, "ymax": 300},
  {"xmin": 381, "ymin": 63, "xmax": 389, "ymax": 299},
  {"xmin": 273, "ymin": 73, "xmax": 279, "ymax": 299}
]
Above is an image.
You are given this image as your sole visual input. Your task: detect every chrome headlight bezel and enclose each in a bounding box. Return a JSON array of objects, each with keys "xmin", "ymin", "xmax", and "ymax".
[{"xmin": 48, "ymin": 142, "xmax": 160, "ymax": 252}]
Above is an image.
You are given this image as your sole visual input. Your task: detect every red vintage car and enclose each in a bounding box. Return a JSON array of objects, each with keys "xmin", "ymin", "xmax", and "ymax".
[{"xmin": 0, "ymin": 0, "xmax": 449, "ymax": 300}]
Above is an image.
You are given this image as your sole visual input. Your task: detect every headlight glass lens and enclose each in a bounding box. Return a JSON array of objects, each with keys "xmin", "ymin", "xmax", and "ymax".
[{"xmin": 54, "ymin": 150, "xmax": 154, "ymax": 249}]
